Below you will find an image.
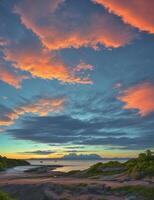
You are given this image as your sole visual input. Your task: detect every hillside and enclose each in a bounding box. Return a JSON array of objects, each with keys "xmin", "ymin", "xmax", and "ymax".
[
  {"xmin": 0, "ymin": 191, "xmax": 16, "ymax": 200},
  {"xmin": 125, "ymin": 150, "xmax": 154, "ymax": 179},
  {"xmin": 0, "ymin": 155, "xmax": 30, "ymax": 171},
  {"xmin": 65, "ymin": 150, "xmax": 154, "ymax": 179}
]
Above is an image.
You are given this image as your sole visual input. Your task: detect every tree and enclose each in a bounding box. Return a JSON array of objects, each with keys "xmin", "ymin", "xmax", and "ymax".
[
  {"xmin": 146, "ymin": 150, "xmax": 152, "ymax": 158},
  {"xmin": 138, "ymin": 153, "xmax": 147, "ymax": 161}
]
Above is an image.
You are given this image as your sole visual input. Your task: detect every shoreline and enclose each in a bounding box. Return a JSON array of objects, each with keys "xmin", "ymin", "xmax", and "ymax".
[
  {"xmin": 1, "ymin": 163, "xmax": 153, "ymax": 186},
  {"xmin": 0, "ymin": 165, "xmax": 154, "ymax": 200},
  {"xmin": 0, "ymin": 154, "xmax": 154, "ymax": 200}
]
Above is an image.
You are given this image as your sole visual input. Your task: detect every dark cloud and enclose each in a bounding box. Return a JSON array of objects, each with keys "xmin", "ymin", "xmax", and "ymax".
[
  {"xmin": 20, "ymin": 150, "xmax": 55, "ymax": 155},
  {"xmin": 65, "ymin": 150, "xmax": 87, "ymax": 153},
  {"xmin": 6, "ymin": 112, "xmax": 154, "ymax": 150},
  {"xmin": 64, "ymin": 146, "xmax": 85, "ymax": 149},
  {"xmin": 0, "ymin": 104, "xmax": 15, "ymax": 125},
  {"xmin": 78, "ymin": 135, "xmax": 154, "ymax": 150},
  {"xmin": 0, "ymin": 96, "xmax": 65, "ymax": 126}
]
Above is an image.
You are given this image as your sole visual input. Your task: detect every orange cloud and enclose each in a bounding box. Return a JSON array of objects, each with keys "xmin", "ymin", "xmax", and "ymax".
[
  {"xmin": 15, "ymin": 0, "xmax": 136, "ymax": 50},
  {"xmin": 118, "ymin": 82, "xmax": 154, "ymax": 116},
  {"xmin": 3, "ymin": 47, "xmax": 93, "ymax": 85},
  {"xmin": 93, "ymin": 0, "xmax": 154, "ymax": 33},
  {"xmin": 15, "ymin": 98, "xmax": 65, "ymax": 117},
  {"xmin": 1, "ymin": 0, "xmax": 137, "ymax": 87},
  {"xmin": 74, "ymin": 62, "xmax": 93, "ymax": 72},
  {"xmin": 1, "ymin": 14, "xmax": 93, "ymax": 87},
  {"xmin": 0, "ymin": 97, "xmax": 65, "ymax": 126},
  {"xmin": 0, "ymin": 66, "xmax": 27, "ymax": 88}
]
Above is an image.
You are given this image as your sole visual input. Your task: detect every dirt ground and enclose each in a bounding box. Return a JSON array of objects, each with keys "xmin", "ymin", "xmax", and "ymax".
[{"xmin": 0, "ymin": 171, "xmax": 153, "ymax": 200}]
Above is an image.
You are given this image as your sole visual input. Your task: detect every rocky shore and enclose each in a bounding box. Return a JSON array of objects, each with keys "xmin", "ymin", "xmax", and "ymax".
[
  {"xmin": 0, "ymin": 166, "xmax": 153, "ymax": 200},
  {"xmin": 1, "ymin": 181, "xmax": 153, "ymax": 200},
  {"xmin": 0, "ymin": 151, "xmax": 154, "ymax": 200}
]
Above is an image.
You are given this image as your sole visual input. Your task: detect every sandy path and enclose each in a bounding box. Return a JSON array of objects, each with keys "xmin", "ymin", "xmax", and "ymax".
[{"xmin": 0, "ymin": 174, "xmax": 152, "ymax": 188}]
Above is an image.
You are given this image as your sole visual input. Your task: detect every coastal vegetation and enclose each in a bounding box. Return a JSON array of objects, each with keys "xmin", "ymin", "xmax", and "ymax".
[
  {"xmin": 112, "ymin": 185, "xmax": 154, "ymax": 200},
  {"xmin": 65, "ymin": 150, "xmax": 154, "ymax": 179},
  {"xmin": 85, "ymin": 161, "xmax": 126, "ymax": 177},
  {"xmin": 125, "ymin": 150, "xmax": 154, "ymax": 179},
  {"xmin": 0, "ymin": 191, "xmax": 17, "ymax": 200},
  {"xmin": 0, "ymin": 155, "xmax": 29, "ymax": 171}
]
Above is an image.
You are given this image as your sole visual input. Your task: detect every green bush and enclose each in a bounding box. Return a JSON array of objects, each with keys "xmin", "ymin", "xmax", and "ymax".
[
  {"xmin": 82, "ymin": 150, "xmax": 154, "ymax": 178},
  {"xmin": 0, "ymin": 155, "xmax": 29, "ymax": 171},
  {"xmin": 112, "ymin": 186, "xmax": 154, "ymax": 200},
  {"xmin": 85, "ymin": 161, "xmax": 125, "ymax": 177},
  {"xmin": 125, "ymin": 150, "xmax": 154, "ymax": 178},
  {"xmin": 0, "ymin": 191, "xmax": 17, "ymax": 200}
]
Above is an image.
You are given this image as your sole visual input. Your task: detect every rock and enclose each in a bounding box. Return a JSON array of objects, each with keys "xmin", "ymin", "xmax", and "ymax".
[
  {"xmin": 103, "ymin": 191, "xmax": 112, "ymax": 195},
  {"xmin": 87, "ymin": 196, "xmax": 93, "ymax": 200},
  {"xmin": 105, "ymin": 186, "xmax": 111, "ymax": 191},
  {"xmin": 125, "ymin": 195, "xmax": 137, "ymax": 200},
  {"xmin": 48, "ymin": 184, "xmax": 64, "ymax": 195},
  {"xmin": 86, "ymin": 185, "xmax": 104, "ymax": 195},
  {"xmin": 114, "ymin": 191, "xmax": 123, "ymax": 197},
  {"xmin": 43, "ymin": 188, "xmax": 56, "ymax": 200}
]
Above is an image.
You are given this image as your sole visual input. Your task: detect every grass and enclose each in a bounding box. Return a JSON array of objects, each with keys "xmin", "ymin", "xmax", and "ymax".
[
  {"xmin": 59, "ymin": 198, "xmax": 70, "ymax": 200},
  {"xmin": 0, "ymin": 155, "xmax": 29, "ymax": 171},
  {"xmin": 112, "ymin": 185, "xmax": 154, "ymax": 200},
  {"xmin": 85, "ymin": 161, "xmax": 126, "ymax": 177},
  {"xmin": 80, "ymin": 150, "xmax": 154, "ymax": 179},
  {"xmin": 0, "ymin": 191, "xmax": 17, "ymax": 200}
]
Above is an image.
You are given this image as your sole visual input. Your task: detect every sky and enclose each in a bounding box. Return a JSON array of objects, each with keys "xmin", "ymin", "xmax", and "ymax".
[{"xmin": 0, "ymin": 0, "xmax": 154, "ymax": 159}]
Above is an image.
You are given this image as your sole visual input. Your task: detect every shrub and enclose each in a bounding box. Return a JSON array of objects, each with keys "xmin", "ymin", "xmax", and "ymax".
[
  {"xmin": 125, "ymin": 150, "xmax": 154, "ymax": 178},
  {"xmin": 0, "ymin": 155, "xmax": 29, "ymax": 171},
  {"xmin": 0, "ymin": 191, "xmax": 17, "ymax": 200},
  {"xmin": 112, "ymin": 186, "xmax": 154, "ymax": 200}
]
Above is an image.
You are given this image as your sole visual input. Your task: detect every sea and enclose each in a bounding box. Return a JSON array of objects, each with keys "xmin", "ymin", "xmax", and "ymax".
[
  {"xmin": 27, "ymin": 159, "xmax": 128, "ymax": 172},
  {"xmin": 1, "ymin": 159, "xmax": 128, "ymax": 175}
]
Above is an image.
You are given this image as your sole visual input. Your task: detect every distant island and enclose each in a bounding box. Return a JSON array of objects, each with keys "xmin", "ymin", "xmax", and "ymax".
[
  {"xmin": 28, "ymin": 154, "xmax": 130, "ymax": 161},
  {"xmin": 28, "ymin": 153, "xmax": 103, "ymax": 161},
  {"xmin": 59, "ymin": 153, "xmax": 103, "ymax": 160}
]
